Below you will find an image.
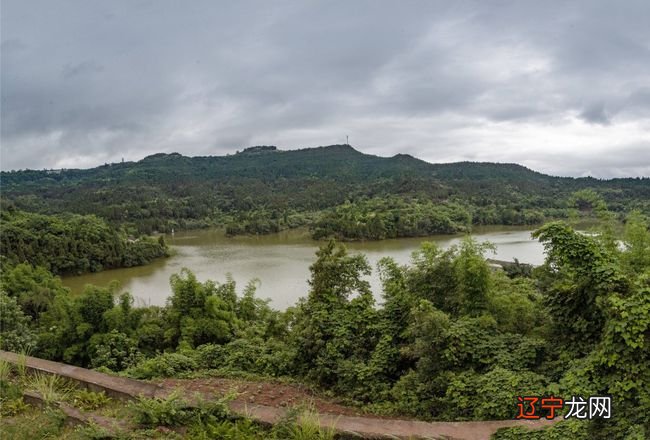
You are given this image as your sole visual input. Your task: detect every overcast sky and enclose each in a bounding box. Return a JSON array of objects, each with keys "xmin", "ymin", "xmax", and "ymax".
[{"xmin": 2, "ymin": 0, "xmax": 649, "ymax": 177}]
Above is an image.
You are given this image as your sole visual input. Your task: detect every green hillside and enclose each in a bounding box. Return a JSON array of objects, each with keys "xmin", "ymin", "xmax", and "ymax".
[{"xmin": 2, "ymin": 145, "xmax": 649, "ymax": 236}]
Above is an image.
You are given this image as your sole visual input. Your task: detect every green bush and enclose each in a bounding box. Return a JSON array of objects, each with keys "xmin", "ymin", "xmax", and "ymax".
[
  {"xmin": 205, "ymin": 339, "xmax": 262, "ymax": 372},
  {"xmin": 0, "ymin": 291, "xmax": 37, "ymax": 352},
  {"xmin": 441, "ymin": 367, "xmax": 547, "ymax": 420},
  {"xmin": 194, "ymin": 343, "xmax": 227, "ymax": 370},
  {"xmin": 130, "ymin": 391, "xmax": 231, "ymax": 429},
  {"xmin": 196, "ymin": 338, "xmax": 296, "ymax": 377},
  {"xmin": 126, "ymin": 352, "xmax": 198, "ymax": 379},
  {"xmin": 70, "ymin": 389, "xmax": 111, "ymax": 411},
  {"xmin": 130, "ymin": 392, "xmax": 194, "ymax": 427},
  {"xmin": 255, "ymin": 339, "xmax": 297, "ymax": 377},
  {"xmin": 89, "ymin": 330, "xmax": 142, "ymax": 371}
]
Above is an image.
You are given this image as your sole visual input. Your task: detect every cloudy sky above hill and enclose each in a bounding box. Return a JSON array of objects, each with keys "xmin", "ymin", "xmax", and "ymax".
[{"xmin": 2, "ymin": 0, "xmax": 649, "ymax": 177}]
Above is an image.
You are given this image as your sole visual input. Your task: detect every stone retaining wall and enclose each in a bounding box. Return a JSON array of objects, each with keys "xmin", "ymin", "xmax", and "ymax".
[{"xmin": 0, "ymin": 350, "xmax": 160, "ymax": 401}]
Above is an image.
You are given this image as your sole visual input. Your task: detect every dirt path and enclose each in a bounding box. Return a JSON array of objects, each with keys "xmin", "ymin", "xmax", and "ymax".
[
  {"xmin": 157, "ymin": 377, "xmax": 558, "ymax": 439},
  {"xmin": 157, "ymin": 377, "xmax": 378, "ymax": 418},
  {"xmin": 1, "ymin": 351, "xmax": 558, "ymax": 440}
]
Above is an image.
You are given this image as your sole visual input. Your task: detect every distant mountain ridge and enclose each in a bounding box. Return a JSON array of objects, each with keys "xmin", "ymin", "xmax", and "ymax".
[
  {"xmin": 0, "ymin": 144, "xmax": 585, "ymax": 182},
  {"xmin": 2, "ymin": 144, "xmax": 648, "ymax": 235}
]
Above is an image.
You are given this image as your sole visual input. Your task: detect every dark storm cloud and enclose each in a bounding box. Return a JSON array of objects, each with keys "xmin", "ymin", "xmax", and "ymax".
[{"xmin": 1, "ymin": 0, "xmax": 649, "ymax": 177}]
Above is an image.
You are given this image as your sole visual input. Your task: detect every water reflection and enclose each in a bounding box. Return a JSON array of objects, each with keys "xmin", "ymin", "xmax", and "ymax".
[{"xmin": 63, "ymin": 226, "xmax": 544, "ymax": 310}]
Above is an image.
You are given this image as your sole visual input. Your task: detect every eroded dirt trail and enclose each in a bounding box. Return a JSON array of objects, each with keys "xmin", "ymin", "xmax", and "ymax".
[
  {"xmin": 157, "ymin": 377, "xmax": 377, "ymax": 418},
  {"xmin": 0, "ymin": 351, "xmax": 558, "ymax": 440},
  {"xmin": 156, "ymin": 377, "xmax": 558, "ymax": 440}
]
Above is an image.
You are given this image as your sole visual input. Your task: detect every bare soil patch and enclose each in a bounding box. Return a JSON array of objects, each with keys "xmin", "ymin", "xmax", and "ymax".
[{"xmin": 156, "ymin": 377, "xmax": 382, "ymax": 418}]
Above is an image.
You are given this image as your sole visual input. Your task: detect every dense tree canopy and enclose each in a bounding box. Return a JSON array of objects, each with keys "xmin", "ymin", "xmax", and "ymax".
[
  {"xmin": 1, "ymin": 156, "xmax": 648, "ymax": 438},
  {"xmin": 311, "ymin": 197, "xmax": 471, "ymax": 240},
  {"xmin": 2, "ymin": 208, "xmax": 647, "ymax": 437},
  {"xmin": 2, "ymin": 145, "xmax": 648, "ymax": 237},
  {"xmin": 0, "ymin": 207, "xmax": 168, "ymax": 275}
]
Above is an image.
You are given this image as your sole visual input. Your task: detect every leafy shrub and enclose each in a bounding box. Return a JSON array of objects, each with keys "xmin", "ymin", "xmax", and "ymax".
[
  {"xmin": 70, "ymin": 389, "xmax": 111, "ymax": 411},
  {"xmin": 201, "ymin": 340, "xmax": 262, "ymax": 372},
  {"xmin": 441, "ymin": 367, "xmax": 547, "ymax": 420},
  {"xmin": 88, "ymin": 330, "xmax": 142, "ymax": 371},
  {"xmin": 73, "ymin": 422, "xmax": 114, "ymax": 440},
  {"xmin": 129, "ymin": 392, "xmax": 193, "ymax": 427},
  {"xmin": 389, "ymin": 369, "xmax": 447, "ymax": 419},
  {"xmin": 196, "ymin": 339, "xmax": 296, "ymax": 377},
  {"xmin": 126, "ymin": 353, "xmax": 198, "ymax": 379},
  {"xmin": 186, "ymin": 397, "xmax": 231, "ymax": 427},
  {"xmin": 130, "ymin": 391, "xmax": 231, "ymax": 429},
  {"xmin": 255, "ymin": 339, "xmax": 297, "ymax": 377},
  {"xmin": 194, "ymin": 343, "xmax": 226, "ymax": 370},
  {"xmin": 0, "ymin": 291, "xmax": 37, "ymax": 352}
]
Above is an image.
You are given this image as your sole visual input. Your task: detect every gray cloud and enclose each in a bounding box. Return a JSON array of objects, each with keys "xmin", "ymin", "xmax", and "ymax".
[
  {"xmin": 580, "ymin": 103, "xmax": 610, "ymax": 125},
  {"xmin": 62, "ymin": 61, "xmax": 105, "ymax": 79},
  {"xmin": 1, "ymin": 0, "xmax": 649, "ymax": 177}
]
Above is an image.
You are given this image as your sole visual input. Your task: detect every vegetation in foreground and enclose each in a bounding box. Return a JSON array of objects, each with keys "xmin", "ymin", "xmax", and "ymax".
[
  {"xmin": 0, "ymin": 195, "xmax": 648, "ymax": 438},
  {"xmin": 0, "ymin": 361, "xmax": 337, "ymax": 440}
]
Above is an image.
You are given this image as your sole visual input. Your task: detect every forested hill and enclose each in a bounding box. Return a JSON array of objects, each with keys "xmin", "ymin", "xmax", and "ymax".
[
  {"xmin": 2, "ymin": 144, "xmax": 649, "ymax": 236},
  {"xmin": 0, "ymin": 144, "xmax": 578, "ymax": 183}
]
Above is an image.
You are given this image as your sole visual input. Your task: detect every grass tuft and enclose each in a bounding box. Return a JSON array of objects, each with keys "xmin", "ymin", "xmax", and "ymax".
[{"xmin": 27, "ymin": 372, "xmax": 75, "ymax": 405}]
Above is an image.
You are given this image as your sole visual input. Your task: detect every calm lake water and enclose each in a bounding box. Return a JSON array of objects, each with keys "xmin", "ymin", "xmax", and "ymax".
[{"xmin": 62, "ymin": 226, "xmax": 545, "ymax": 310}]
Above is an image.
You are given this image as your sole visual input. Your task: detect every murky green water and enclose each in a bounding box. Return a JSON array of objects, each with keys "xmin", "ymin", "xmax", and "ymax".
[{"xmin": 62, "ymin": 226, "xmax": 544, "ymax": 309}]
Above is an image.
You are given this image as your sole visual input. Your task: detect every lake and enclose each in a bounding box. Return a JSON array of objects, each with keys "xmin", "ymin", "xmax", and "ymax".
[{"xmin": 62, "ymin": 226, "xmax": 545, "ymax": 310}]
